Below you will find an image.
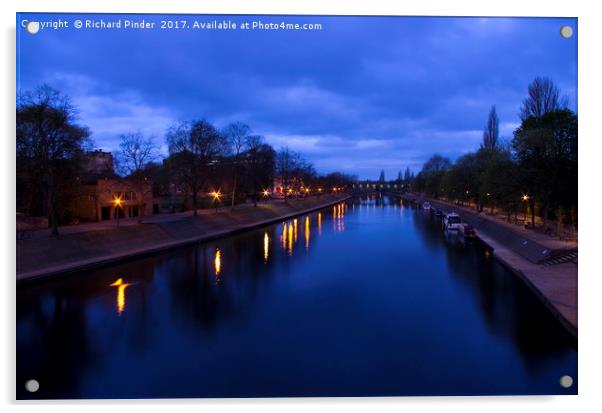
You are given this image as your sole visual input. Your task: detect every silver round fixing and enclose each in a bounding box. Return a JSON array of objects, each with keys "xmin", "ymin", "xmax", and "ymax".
[
  {"xmin": 559, "ymin": 375, "xmax": 573, "ymax": 388},
  {"xmin": 26, "ymin": 21, "xmax": 40, "ymax": 35},
  {"xmin": 560, "ymin": 26, "xmax": 573, "ymax": 39},
  {"xmin": 25, "ymin": 379, "xmax": 40, "ymax": 392}
]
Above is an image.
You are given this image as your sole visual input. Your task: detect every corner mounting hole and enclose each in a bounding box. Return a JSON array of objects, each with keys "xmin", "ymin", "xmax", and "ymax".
[
  {"xmin": 559, "ymin": 375, "xmax": 573, "ymax": 388},
  {"xmin": 25, "ymin": 379, "xmax": 40, "ymax": 393},
  {"xmin": 560, "ymin": 26, "xmax": 573, "ymax": 39}
]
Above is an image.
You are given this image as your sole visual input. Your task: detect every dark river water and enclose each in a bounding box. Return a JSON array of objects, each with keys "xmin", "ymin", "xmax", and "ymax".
[{"xmin": 17, "ymin": 196, "xmax": 577, "ymax": 399}]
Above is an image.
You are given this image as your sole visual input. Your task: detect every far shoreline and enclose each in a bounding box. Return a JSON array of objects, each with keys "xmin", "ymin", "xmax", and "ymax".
[{"xmin": 17, "ymin": 193, "xmax": 352, "ymax": 285}]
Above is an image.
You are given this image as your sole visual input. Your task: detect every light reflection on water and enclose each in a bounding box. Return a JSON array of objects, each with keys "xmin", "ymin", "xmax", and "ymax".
[
  {"xmin": 109, "ymin": 278, "xmax": 132, "ymax": 316},
  {"xmin": 264, "ymin": 232, "xmax": 269, "ymax": 263},
  {"xmin": 305, "ymin": 216, "xmax": 310, "ymax": 251},
  {"xmin": 214, "ymin": 248, "xmax": 222, "ymax": 284}
]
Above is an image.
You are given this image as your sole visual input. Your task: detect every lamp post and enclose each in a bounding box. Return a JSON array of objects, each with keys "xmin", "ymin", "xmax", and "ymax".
[
  {"xmin": 210, "ymin": 191, "xmax": 222, "ymax": 213},
  {"xmin": 113, "ymin": 196, "xmax": 123, "ymax": 227},
  {"xmin": 522, "ymin": 194, "xmax": 529, "ymax": 223}
]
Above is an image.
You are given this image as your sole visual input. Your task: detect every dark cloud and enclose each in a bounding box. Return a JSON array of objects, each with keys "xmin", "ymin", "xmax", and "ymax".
[{"xmin": 17, "ymin": 14, "xmax": 577, "ymax": 179}]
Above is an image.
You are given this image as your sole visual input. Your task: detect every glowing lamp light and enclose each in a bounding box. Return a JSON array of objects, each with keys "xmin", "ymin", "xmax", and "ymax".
[{"xmin": 522, "ymin": 194, "xmax": 529, "ymax": 201}]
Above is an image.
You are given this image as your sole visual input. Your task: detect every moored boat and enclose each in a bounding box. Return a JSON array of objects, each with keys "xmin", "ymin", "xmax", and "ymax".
[{"xmin": 443, "ymin": 212, "xmax": 462, "ymax": 230}]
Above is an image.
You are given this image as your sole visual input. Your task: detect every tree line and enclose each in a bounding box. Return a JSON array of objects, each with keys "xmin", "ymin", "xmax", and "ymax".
[
  {"xmin": 412, "ymin": 77, "xmax": 578, "ymax": 233},
  {"xmin": 16, "ymin": 85, "xmax": 356, "ymax": 236}
]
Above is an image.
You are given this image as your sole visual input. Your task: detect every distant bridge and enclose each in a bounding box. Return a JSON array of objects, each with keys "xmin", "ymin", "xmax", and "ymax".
[{"xmin": 352, "ymin": 181, "xmax": 409, "ymax": 197}]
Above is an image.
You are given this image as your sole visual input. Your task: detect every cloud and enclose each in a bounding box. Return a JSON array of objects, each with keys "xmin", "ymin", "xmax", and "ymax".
[
  {"xmin": 44, "ymin": 73, "xmax": 177, "ymax": 153},
  {"xmin": 17, "ymin": 14, "xmax": 578, "ymax": 178}
]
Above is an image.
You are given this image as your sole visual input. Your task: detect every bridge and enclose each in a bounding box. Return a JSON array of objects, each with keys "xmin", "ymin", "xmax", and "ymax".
[{"xmin": 351, "ymin": 180, "xmax": 410, "ymax": 196}]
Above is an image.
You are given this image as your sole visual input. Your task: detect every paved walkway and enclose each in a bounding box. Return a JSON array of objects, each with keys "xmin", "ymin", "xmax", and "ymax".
[
  {"xmin": 18, "ymin": 198, "xmax": 287, "ymax": 240},
  {"xmin": 418, "ymin": 196, "xmax": 577, "ymax": 250}
]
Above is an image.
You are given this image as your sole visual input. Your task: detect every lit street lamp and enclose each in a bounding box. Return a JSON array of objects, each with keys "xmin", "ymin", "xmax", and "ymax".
[
  {"xmin": 210, "ymin": 191, "xmax": 222, "ymax": 212},
  {"xmin": 113, "ymin": 195, "xmax": 123, "ymax": 227},
  {"xmin": 522, "ymin": 194, "xmax": 529, "ymax": 223}
]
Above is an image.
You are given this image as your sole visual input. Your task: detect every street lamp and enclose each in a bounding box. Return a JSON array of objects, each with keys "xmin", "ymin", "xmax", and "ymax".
[
  {"xmin": 522, "ymin": 194, "xmax": 529, "ymax": 223},
  {"xmin": 113, "ymin": 195, "xmax": 123, "ymax": 227},
  {"xmin": 210, "ymin": 190, "xmax": 222, "ymax": 212}
]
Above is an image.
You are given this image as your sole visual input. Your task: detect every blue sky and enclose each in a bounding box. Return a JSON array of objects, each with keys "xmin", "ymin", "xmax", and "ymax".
[{"xmin": 16, "ymin": 14, "xmax": 577, "ymax": 179}]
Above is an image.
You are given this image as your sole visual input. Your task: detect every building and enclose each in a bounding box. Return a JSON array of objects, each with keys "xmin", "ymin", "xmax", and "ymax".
[
  {"xmin": 75, "ymin": 178, "xmax": 155, "ymax": 222},
  {"xmin": 73, "ymin": 151, "xmax": 157, "ymax": 222},
  {"xmin": 84, "ymin": 149, "xmax": 114, "ymax": 176}
]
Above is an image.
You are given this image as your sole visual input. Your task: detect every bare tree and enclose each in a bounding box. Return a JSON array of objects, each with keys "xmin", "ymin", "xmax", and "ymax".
[
  {"xmin": 245, "ymin": 135, "xmax": 276, "ymax": 206},
  {"xmin": 482, "ymin": 105, "xmax": 499, "ymax": 149},
  {"xmin": 116, "ymin": 131, "xmax": 158, "ymax": 223},
  {"xmin": 222, "ymin": 122, "xmax": 251, "ymax": 209},
  {"xmin": 520, "ymin": 77, "xmax": 568, "ymax": 121},
  {"xmin": 17, "ymin": 84, "xmax": 91, "ymax": 237},
  {"xmin": 166, "ymin": 120, "xmax": 225, "ymax": 215},
  {"xmin": 276, "ymin": 147, "xmax": 300, "ymax": 203}
]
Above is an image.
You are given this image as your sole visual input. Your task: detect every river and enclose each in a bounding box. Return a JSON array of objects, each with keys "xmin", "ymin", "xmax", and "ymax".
[{"xmin": 17, "ymin": 195, "xmax": 577, "ymax": 398}]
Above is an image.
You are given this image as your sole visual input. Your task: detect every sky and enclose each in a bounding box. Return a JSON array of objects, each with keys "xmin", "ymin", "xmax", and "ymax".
[{"xmin": 16, "ymin": 14, "xmax": 577, "ymax": 180}]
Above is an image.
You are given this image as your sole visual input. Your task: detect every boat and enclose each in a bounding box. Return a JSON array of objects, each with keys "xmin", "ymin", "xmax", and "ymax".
[
  {"xmin": 443, "ymin": 212, "xmax": 462, "ymax": 230},
  {"xmin": 459, "ymin": 223, "xmax": 477, "ymax": 239},
  {"xmin": 422, "ymin": 201, "xmax": 431, "ymax": 210}
]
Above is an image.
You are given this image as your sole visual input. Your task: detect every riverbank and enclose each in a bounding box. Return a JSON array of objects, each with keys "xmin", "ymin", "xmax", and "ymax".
[
  {"xmin": 402, "ymin": 193, "xmax": 577, "ymax": 338},
  {"xmin": 17, "ymin": 193, "xmax": 351, "ymax": 283}
]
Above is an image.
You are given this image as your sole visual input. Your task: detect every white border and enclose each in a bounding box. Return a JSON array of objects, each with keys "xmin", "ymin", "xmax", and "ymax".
[{"xmin": 2, "ymin": 1, "xmax": 601, "ymax": 412}]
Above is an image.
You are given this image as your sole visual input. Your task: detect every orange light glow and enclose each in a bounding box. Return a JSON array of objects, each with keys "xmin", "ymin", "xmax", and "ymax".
[
  {"xmin": 305, "ymin": 216, "xmax": 310, "ymax": 250},
  {"xmin": 214, "ymin": 248, "xmax": 221, "ymax": 276},
  {"xmin": 318, "ymin": 212, "xmax": 322, "ymax": 235},
  {"xmin": 293, "ymin": 218, "xmax": 298, "ymax": 242},
  {"xmin": 281, "ymin": 223, "xmax": 287, "ymax": 250},
  {"xmin": 263, "ymin": 232, "xmax": 269, "ymax": 263},
  {"xmin": 287, "ymin": 221, "xmax": 294, "ymax": 255},
  {"xmin": 110, "ymin": 278, "xmax": 131, "ymax": 315}
]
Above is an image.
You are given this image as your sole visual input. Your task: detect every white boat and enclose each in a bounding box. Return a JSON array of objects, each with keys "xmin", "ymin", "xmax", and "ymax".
[
  {"xmin": 443, "ymin": 212, "xmax": 462, "ymax": 230},
  {"xmin": 422, "ymin": 201, "xmax": 431, "ymax": 210}
]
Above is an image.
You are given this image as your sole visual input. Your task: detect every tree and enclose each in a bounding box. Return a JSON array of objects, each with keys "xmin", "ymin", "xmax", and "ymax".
[
  {"xmin": 116, "ymin": 131, "xmax": 158, "ymax": 223},
  {"xmin": 403, "ymin": 167, "xmax": 411, "ymax": 182},
  {"xmin": 17, "ymin": 85, "xmax": 91, "ymax": 236},
  {"xmin": 482, "ymin": 105, "xmax": 499, "ymax": 149},
  {"xmin": 166, "ymin": 120, "xmax": 226, "ymax": 215},
  {"xmin": 512, "ymin": 109, "xmax": 577, "ymax": 228},
  {"xmin": 520, "ymin": 77, "xmax": 568, "ymax": 121},
  {"xmin": 417, "ymin": 155, "xmax": 451, "ymax": 197},
  {"xmin": 478, "ymin": 148, "xmax": 521, "ymax": 218},
  {"xmin": 222, "ymin": 122, "xmax": 251, "ymax": 209},
  {"xmin": 442, "ymin": 153, "xmax": 480, "ymax": 207},
  {"xmin": 276, "ymin": 147, "xmax": 300, "ymax": 202},
  {"xmin": 243, "ymin": 135, "xmax": 276, "ymax": 206}
]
